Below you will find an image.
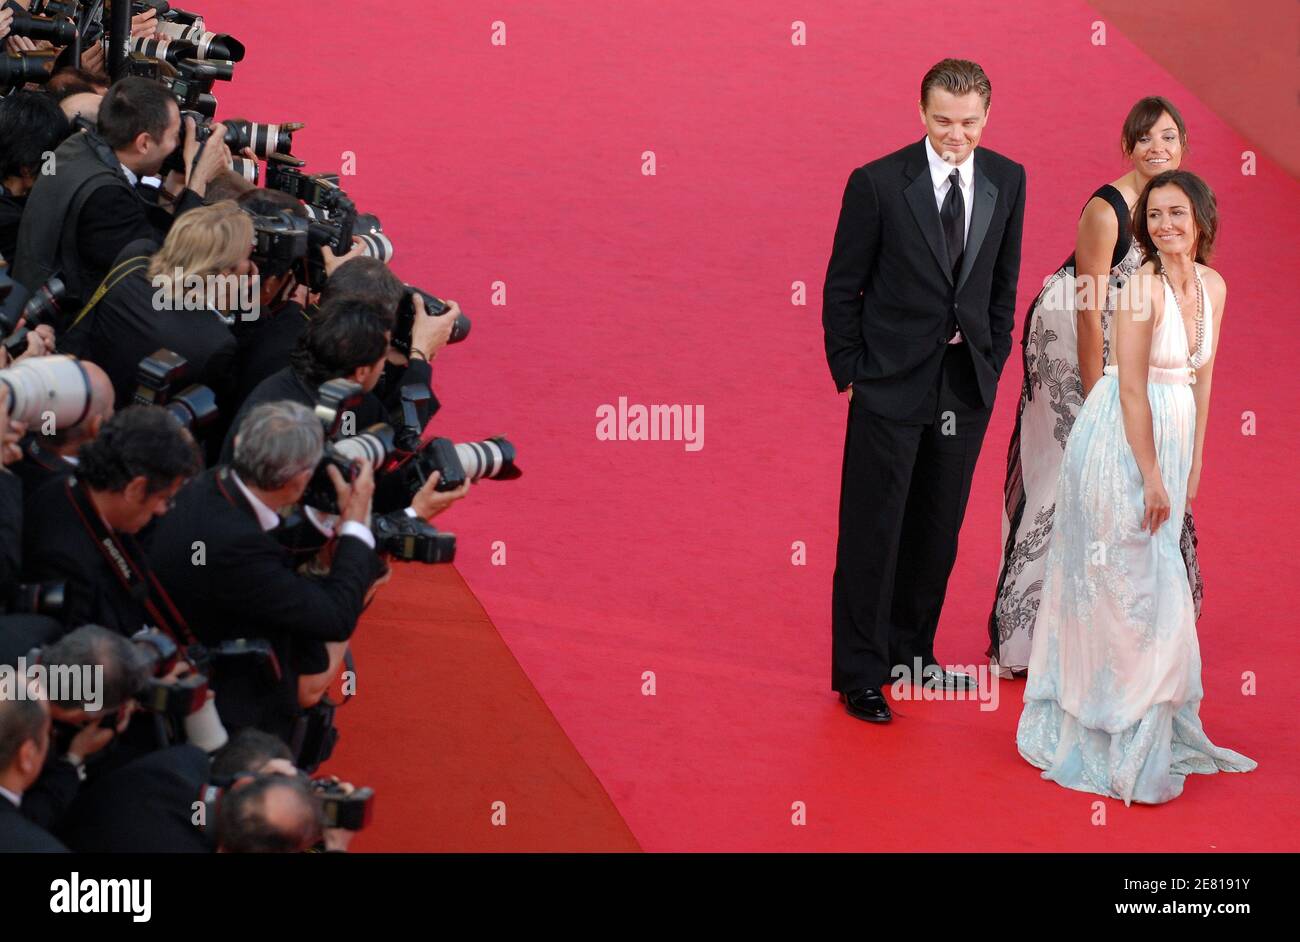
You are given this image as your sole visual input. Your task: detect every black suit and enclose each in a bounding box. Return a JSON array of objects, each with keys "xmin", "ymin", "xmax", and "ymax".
[
  {"xmin": 21, "ymin": 477, "xmax": 154, "ymax": 638},
  {"xmin": 73, "ymin": 183, "xmax": 204, "ymax": 314},
  {"xmin": 0, "ymin": 796, "xmax": 69, "ymax": 853},
  {"xmin": 58, "ymin": 745, "xmax": 214, "ymax": 853},
  {"xmin": 61, "ymin": 241, "xmax": 238, "ymax": 412},
  {"xmin": 11, "ymin": 439, "xmax": 77, "ymax": 523},
  {"xmin": 823, "ymin": 138, "xmax": 1026, "ymax": 693},
  {"xmin": 0, "ymin": 469, "xmax": 22, "ymax": 593},
  {"xmin": 230, "ymin": 299, "xmax": 310, "ymax": 409},
  {"xmin": 147, "ymin": 468, "xmax": 384, "ymax": 739}
]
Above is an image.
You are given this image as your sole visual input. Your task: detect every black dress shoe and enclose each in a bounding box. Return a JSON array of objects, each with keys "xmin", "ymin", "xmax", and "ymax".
[
  {"xmin": 839, "ymin": 687, "xmax": 892, "ymax": 723},
  {"xmin": 919, "ymin": 667, "xmax": 979, "ymax": 691}
]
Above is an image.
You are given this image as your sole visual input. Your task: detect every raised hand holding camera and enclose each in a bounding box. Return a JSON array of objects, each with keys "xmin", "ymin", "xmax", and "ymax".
[
  {"xmin": 181, "ymin": 115, "xmax": 231, "ymax": 197},
  {"xmin": 326, "ymin": 453, "xmax": 375, "ymax": 530},
  {"xmin": 409, "ymin": 470, "xmax": 469, "ymax": 521}
]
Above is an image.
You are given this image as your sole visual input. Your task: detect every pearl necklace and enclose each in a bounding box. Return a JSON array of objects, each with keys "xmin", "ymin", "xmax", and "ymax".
[{"xmin": 1159, "ymin": 258, "xmax": 1208, "ymax": 378}]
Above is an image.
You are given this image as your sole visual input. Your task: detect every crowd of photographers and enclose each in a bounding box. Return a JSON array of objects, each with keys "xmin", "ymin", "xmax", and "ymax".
[{"xmin": 0, "ymin": 2, "xmax": 516, "ymax": 852}]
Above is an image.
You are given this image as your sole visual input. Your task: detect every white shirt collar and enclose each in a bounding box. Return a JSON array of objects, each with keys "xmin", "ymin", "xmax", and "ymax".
[
  {"xmin": 0, "ymin": 785, "xmax": 21, "ymax": 808},
  {"xmin": 230, "ymin": 472, "xmax": 282, "ymax": 532},
  {"xmin": 925, "ymin": 138, "xmax": 974, "ymax": 190},
  {"xmin": 120, "ymin": 162, "xmax": 139, "ymax": 187}
]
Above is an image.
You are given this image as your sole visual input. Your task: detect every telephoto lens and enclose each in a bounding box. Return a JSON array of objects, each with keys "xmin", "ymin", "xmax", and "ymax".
[
  {"xmin": 225, "ymin": 120, "xmax": 301, "ymax": 160},
  {"xmin": 229, "ymin": 156, "xmax": 259, "ymax": 183},
  {"xmin": 129, "ymin": 35, "xmax": 200, "ymax": 67},
  {"xmin": 0, "ymin": 355, "xmax": 93, "ymax": 429},
  {"xmin": 3, "ymin": 0, "xmax": 79, "ymax": 45},
  {"xmin": 0, "ymin": 50, "xmax": 59, "ymax": 88},
  {"xmin": 156, "ymin": 20, "xmax": 245, "ymax": 61},
  {"xmin": 354, "ymin": 215, "xmax": 394, "ymax": 263}
]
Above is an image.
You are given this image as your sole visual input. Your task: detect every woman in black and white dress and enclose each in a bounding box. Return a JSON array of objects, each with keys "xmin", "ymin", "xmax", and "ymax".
[{"xmin": 987, "ymin": 97, "xmax": 1204, "ymax": 678}]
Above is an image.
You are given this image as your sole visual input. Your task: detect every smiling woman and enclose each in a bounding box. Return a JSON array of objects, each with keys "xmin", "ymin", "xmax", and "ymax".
[
  {"xmin": 987, "ymin": 96, "xmax": 1204, "ymax": 679},
  {"xmin": 1016, "ymin": 168, "xmax": 1254, "ymax": 806}
]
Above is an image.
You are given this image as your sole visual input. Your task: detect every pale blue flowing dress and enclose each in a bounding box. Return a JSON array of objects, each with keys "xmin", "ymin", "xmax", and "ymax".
[{"xmin": 1016, "ymin": 271, "xmax": 1255, "ymax": 805}]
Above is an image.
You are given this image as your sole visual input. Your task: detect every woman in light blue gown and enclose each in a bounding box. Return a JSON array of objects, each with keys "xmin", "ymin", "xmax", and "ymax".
[{"xmin": 1016, "ymin": 170, "xmax": 1255, "ymax": 805}]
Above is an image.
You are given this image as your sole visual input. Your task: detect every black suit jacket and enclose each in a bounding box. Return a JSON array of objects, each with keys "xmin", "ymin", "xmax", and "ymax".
[
  {"xmin": 74, "ymin": 183, "xmax": 204, "ymax": 313},
  {"xmin": 147, "ymin": 468, "xmax": 384, "ymax": 737},
  {"xmin": 0, "ymin": 795, "xmax": 69, "ymax": 853},
  {"xmin": 58, "ymin": 745, "xmax": 214, "ymax": 853},
  {"xmin": 21, "ymin": 477, "xmax": 152, "ymax": 638},
  {"xmin": 822, "ymin": 138, "xmax": 1026, "ymax": 420},
  {"xmin": 0, "ymin": 469, "xmax": 22, "ymax": 593},
  {"xmin": 61, "ymin": 241, "xmax": 239, "ymax": 412},
  {"xmin": 11, "ymin": 439, "xmax": 76, "ymax": 525}
]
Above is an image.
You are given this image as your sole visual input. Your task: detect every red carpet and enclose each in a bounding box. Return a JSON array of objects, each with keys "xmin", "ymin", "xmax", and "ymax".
[{"xmin": 203, "ymin": 0, "xmax": 1299, "ymax": 851}]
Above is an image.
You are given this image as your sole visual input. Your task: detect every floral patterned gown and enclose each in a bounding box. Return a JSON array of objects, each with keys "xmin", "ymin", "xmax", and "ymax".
[{"xmin": 988, "ymin": 184, "xmax": 1204, "ymax": 678}]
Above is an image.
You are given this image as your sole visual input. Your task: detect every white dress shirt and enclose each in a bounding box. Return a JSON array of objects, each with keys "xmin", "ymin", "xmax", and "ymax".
[
  {"xmin": 925, "ymin": 139, "xmax": 974, "ymax": 344},
  {"xmin": 0, "ymin": 785, "xmax": 21, "ymax": 808},
  {"xmin": 231, "ymin": 472, "xmax": 376, "ymax": 549},
  {"xmin": 925, "ymin": 138, "xmax": 974, "ymax": 242}
]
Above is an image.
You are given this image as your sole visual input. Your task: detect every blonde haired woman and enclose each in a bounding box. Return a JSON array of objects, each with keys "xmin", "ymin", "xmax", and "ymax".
[{"xmin": 63, "ymin": 200, "xmax": 255, "ymax": 411}]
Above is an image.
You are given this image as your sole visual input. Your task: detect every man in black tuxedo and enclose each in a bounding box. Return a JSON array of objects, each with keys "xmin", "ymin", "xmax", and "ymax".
[
  {"xmin": 148, "ymin": 400, "xmax": 386, "ymax": 742},
  {"xmin": 822, "ymin": 59, "xmax": 1025, "ymax": 723}
]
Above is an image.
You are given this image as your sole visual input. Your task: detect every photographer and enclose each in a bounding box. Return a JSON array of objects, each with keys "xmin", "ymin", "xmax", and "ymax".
[
  {"xmin": 231, "ymin": 188, "xmax": 313, "ymax": 404},
  {"xmin": 1, "ymin": 382, "xmax": 65, "ymax": 667},
  {"xmin": 316, "ymin": 256, "xmax": 461, "ymax": 420},
  {"xmin": 19, "ymin": 625, "xmax": 147, "ymax": 835},
  {"xmin": 148, "ymin": 400, "xmax": 386, "ymax": 743},
  {"xmin": 11, "ymin": 359, "xmax": 115, "ymax": 514},
  {"xmin": 22, "ymin": 405, "xmax": 201, "ymax": 638},
  {"xmin": 61, "ymin": 200, "xmax": 247, "ymax": 411},
  {"xmin": 215, "ymin": 773, "xmax": 323, "ymax": 853},
  {"xmin": 0, "ymin": 89, "xmax": 71, "ymax": 264},
  {"xmin": 10, "ymin": 75, "xmax": 231, "ymax": 319},
  {"xmin": 0, "ymin": 689, "xmax": 67, "ymax": 852}
]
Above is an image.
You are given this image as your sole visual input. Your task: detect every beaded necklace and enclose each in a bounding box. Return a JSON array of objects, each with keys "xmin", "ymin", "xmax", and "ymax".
[{"xmin": 1158, "ymin": 256, "xmax": 1208, "ymax": 378}]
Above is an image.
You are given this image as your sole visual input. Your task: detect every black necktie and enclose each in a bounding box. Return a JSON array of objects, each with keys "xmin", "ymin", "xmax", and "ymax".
[{"xmin": 940, "ymin": 168, "xmax": 964, "ymax": 281}]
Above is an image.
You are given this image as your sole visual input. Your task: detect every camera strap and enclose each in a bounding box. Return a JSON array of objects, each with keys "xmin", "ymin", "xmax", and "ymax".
[
  {"xmin": 61, "ymin": 478, "xmax": 196, "ymax": 647},
  {"xmin": 68, "ymin": 255, "xmax": 150, "ymax": 332}
]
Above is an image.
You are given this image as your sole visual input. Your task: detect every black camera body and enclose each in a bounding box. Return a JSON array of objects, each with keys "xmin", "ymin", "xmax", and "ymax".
[
  {"xmin": 1, "ymin": 274, "xmax": 65, "ymax": 356},
  {"xmin": 391, "ymin": 288, "xmax": 470, "ymax": 358},
  {"xmin": 312, "ymin": 780, "xmax": 375, "ymax": 831},
  {"xmin": 131, "ymin": 628, "xmax": 209, "ymax": 722},
  {"xmin": 133, "ymin": 349, "xmax": 219, "ymax": 433},
  {"xmin": 371, "ymin": 511, "xmax": 455, "ymax": 564},
  {"xmin": 248, "ymin": 208, "xmax": 309, "ymax": 280}
]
